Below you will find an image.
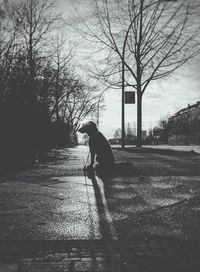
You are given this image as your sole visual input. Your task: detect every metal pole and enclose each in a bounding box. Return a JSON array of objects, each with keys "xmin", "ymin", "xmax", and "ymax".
[{"xmin": 121, "ymin": 60, "xmax": 125, "ymax": 149}]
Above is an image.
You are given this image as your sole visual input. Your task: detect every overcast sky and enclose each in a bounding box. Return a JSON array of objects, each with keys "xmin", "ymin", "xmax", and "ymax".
[{"xmin": 58, "ymin": 0, "xmax": 200, "ymax": 139}]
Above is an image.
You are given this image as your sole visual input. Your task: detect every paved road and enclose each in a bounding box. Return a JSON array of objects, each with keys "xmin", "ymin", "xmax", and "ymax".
[
  {"xmin": 112, "ymin": 144, "xmax": 200, "ymax": 153},
  {"xmin": 144, "ymin": 144, "xmax": 200, "ymax": 153},
  {"xmin": 1, "ymin": 146, "xmax": 200, "ymax": 240},
  {"xmin": 1, "ymin": 146, "xmax": 200, "ymax": 271}
]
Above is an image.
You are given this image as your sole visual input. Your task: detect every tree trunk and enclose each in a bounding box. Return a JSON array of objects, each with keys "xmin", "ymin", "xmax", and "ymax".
[
  {"xmin": 55, "ymin": 97, "xmax": 59, "ymax": 122},
  {"xmin": 137, "ymin": 92, "xmax": 142, "ymax": 148},
  {"xmin": 28, "ymin": 0, "xmax": 36, "ymax": 108}
]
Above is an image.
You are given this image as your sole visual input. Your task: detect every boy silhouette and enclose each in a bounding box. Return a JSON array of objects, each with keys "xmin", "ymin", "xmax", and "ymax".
[{"xmin": 78, "ymin": 121, "xmax": 114, "ymax": 174}]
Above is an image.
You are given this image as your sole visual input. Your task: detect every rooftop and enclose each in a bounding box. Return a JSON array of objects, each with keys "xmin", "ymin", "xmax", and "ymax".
[{"xmin": 173, "ymin": 101, "xmax": 200, "ymax": 117}]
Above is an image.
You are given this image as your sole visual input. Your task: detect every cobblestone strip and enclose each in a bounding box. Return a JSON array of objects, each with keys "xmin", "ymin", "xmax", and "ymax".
[
  {"xmin": 0, "ymin": 242, "xmax": 124, "ymax": 272},
  {"xmin": 17, "ymin": 248, "xmax": 123, "ymax": 272},
  {"xmin": 0, "ymin": 264, "xmax": 19, "ymax": 272},
  {"xmin": 1, "ymin": 238, "xmax": 200, "ymax": 272},
  {"xmin": 1, "ymin": 240, "xmax": 200, "ymax": 272}
]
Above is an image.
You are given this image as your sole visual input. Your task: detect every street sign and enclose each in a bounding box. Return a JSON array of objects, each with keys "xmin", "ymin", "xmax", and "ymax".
[{"xmin": 125, "ymin": 91, "xmax": 135, "ymax": 104}]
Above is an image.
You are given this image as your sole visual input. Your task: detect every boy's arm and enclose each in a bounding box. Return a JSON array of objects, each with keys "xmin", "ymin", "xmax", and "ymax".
[
  {"xmin": 90, "ymin": 152, "xmax": 95, "ymax": 166},
  {"xmin": 89, "ymin": 138, "xmax": 95, "ymax": 167}
]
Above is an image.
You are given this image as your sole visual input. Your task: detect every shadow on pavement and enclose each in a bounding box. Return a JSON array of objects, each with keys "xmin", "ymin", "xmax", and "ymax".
[
  {"xmin": 85, "ymin": 167, "xmax": 117, "ymax": 241},
  {"xmin": 84, "ymin": 165, "xmax": 200, "ymax": 272}
]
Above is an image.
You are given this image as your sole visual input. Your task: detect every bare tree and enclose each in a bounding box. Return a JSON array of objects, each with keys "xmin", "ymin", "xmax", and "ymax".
[
  {"xmin": 113, "ymin": 128, "xmax": 121, "ymax": 139},
  {"xmin": 36, "ymin": 56, "xmax": 102, "ymax": 133},
  {"xmin": 5, "ymin": 0, "xmax": 60, "ymax": 105},
  {"xmin": 0, "ymin": 2, "xmax": 18, "ymax": 102},
  {"xmin": 75, "ymin": 0, "xmax": 200, "ymax": 147},
  {"xmin": 154, "ymin": 117, "xmax": 170, "ymax": 143},
  {"xmin": 60, "ymin": 80, "xmax": 101, "ymax": 132},
  {"xmin": 50, "ymin": 36, "xmax": 74, "ymax": 122}
]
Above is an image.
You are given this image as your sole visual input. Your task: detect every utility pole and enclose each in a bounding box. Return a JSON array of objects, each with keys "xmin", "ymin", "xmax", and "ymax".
[{"xmin": 121, "ymin": 59, "xmax": 125, "ymax": 149}]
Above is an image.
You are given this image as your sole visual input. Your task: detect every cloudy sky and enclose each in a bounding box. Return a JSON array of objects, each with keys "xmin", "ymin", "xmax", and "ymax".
[{"xmin": 58, "ymin": 0, "xmax": 200, "ymax": 139}]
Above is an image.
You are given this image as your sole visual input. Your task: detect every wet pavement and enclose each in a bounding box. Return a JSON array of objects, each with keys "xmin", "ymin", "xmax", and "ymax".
[
  {"xmin": 0, "ymin": 147, "xmax": 116, "ymax": 240},
  {"xmin": 1, "ymin": 146, "xmax": 200, "ymax": 271}
]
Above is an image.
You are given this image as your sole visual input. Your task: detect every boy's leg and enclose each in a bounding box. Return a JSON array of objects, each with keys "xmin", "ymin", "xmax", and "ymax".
[{"xmin": 95, "ymin": 162, "xmax": 114, "ymax": 177}]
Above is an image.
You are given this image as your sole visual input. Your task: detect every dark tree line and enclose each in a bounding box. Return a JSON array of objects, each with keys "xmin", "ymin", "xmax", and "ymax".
[{"xmin": 0, "ymin": 0, "xmax": 100, "ymax": 170}]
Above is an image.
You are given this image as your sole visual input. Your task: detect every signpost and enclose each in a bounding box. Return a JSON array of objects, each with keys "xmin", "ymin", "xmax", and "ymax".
[
  {"xmin": 121, "ymin": 91, "xmax": 135, "ymax": 149},
  {"xmin": 125, "ymin": 91, "xmax": 135, "ymax": 104}
]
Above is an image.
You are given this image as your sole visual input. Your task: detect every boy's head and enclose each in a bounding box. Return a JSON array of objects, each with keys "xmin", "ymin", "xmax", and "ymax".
[{"xmin": 78, "ymin": 121, "xmax": 98, "ymax": 136}]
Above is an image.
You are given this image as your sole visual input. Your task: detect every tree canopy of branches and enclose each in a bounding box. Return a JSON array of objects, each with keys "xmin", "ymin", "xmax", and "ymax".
[
  {"xmin": 4, "ymin": 0, "xmax": 60, "ymax": 104},
  {"xmin": 0, "ymin": 0, "xmax": 100, "ymax": 170},
  {"xmin": 77, "ymin": 0, "xmax": 200, "ymax": 147}
]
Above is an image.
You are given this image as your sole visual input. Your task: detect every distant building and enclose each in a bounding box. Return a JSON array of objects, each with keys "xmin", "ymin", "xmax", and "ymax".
[{"xmin": 168, "ymin": 101, "xmax": 200, "ymax": 145}]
